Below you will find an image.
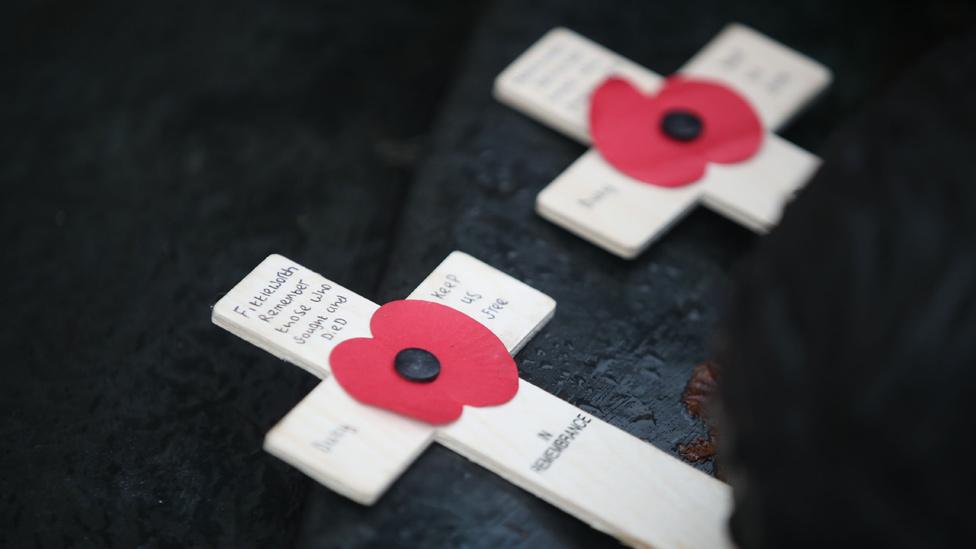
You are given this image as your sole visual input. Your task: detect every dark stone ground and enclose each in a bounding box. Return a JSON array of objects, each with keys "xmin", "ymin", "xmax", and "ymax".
[{"xmin": 1, "ymin": 0, "xmax": 973, "ymax": 547}]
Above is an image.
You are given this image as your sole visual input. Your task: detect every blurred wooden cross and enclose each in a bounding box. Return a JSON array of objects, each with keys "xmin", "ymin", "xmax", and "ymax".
[{"xmin": 496, "ymin": 25, "xmax": 831, "ymax": 258}]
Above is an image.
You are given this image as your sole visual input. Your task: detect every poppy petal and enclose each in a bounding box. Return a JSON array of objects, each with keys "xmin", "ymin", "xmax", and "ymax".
[
  {"xmin": 331, "ymin": 335, "xmax": 463, "ymax": 424},
  {"xmin": 371, "ymin": 300, "xmax": 518, "ymax": 408},
  {"xmin": 589, "ymin": 76, "xmax": 762, "ymax": 187},
  {"xmin": 656, "ymin": 76, "xmax": 762, "ymax": 164},
  {"xmin": 330, "ymin": 300, "xmax": 519, "ymax": 425}
]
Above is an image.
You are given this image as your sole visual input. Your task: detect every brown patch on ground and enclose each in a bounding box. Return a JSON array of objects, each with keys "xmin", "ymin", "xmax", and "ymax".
[{"xmin": 678, "ymin": 361, "xmax": 721, "ymax": 470}]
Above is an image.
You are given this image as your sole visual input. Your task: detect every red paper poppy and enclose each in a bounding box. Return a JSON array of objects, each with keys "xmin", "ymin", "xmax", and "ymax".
[
  {"xmin": 589, "ymin": 75, "xmax": 763, "ymax": 187},
  {"xmin": 330, "ymin": 300, "xmax": 518, "ymax": 424}
]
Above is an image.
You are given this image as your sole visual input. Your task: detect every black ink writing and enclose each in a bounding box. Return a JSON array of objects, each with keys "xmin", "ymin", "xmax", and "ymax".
[
  {"xmin": 429, "ymin": 274, "xmax": 461, "ymax": 300},
  {"xmin": 257, "ymin": 279, "xmax": 310, "ymax": 323},
  {"xmin": 232, "ymin": 266, "xmax": 299, "ymax": 318},
  {"xmin": 308, "ymin": 282, "xmax": 334, "ymax": 303},
  {"xmin": 578, "ymin": 184, "xmax": 617, "ymax": 208},
  {"xmin": 312, "ymin": 424, "xmax": 358, "ymax": 454},
  {"xmin": 480, "ymin": 298, "xmax": 509, "ymax": 320},
  {"xmin": 530, "ymin": 414, "xmax": 592, "ymax": 473}
]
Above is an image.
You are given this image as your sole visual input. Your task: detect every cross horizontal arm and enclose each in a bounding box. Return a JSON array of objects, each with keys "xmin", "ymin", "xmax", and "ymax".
[
  {"xmin": 263, "ymin": 379, "xmax": 434, "ymax": 504},
  {"xmin": 494, "ymin": 27, "xmax": 662, "ymax": 144},
  {"xmin": 213, "ymin": 254, "xmax": 437, "ymax": 504},
  {"xmin": 698, "ymin": 136, "xmax": 820, "ymax": 231},
  {"xmin": 211, "ymin": 255, "xmax": 379, "ymax": 380}
]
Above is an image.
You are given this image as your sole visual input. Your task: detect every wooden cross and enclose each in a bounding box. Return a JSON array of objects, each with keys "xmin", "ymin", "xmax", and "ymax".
[
  {"xmin": 213, "ymin": 252, "xmax": 732, "ymax": 548},
  {"xmin": 495, "ymin": 24, "xmax": 832, "ymax": 258}
]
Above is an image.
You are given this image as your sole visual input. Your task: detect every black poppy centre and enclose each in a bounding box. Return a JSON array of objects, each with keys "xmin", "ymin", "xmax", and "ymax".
[
  {"xmin": 394, "ymin": 348, "xmax": 441, "ymax": 382},
  {"xmin": 660, "ymin": 109, "xmax": 703, "ymax": 142}
]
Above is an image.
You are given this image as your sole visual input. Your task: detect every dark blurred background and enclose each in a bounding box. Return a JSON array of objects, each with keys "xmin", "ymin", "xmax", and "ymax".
[{"xmin": 2, "ymin": 1, "xmax": 974, "ymax": 547}]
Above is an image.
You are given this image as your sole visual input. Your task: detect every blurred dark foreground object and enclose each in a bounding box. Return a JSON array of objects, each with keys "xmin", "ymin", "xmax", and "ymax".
[{"xmin": 718, "ymin": 29, "xmax": 976, "ymax": 548}]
